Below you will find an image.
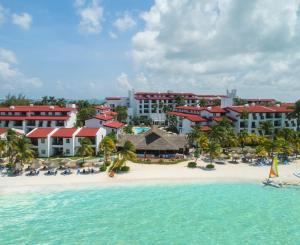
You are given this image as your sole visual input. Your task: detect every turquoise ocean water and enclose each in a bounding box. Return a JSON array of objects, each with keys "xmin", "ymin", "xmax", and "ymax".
[{"xmin": 0, "ymin": 184, "xmax": 300, "ymax": 245}]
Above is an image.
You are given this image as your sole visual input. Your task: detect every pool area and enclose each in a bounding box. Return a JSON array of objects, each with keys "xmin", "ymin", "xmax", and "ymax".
[{"xmin": 133, "ymin": 127, "xmax": 150, "ymax": 134}]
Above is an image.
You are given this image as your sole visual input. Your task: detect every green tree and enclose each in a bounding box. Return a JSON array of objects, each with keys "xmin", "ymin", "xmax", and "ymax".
[
  {"xmin": 76, "ymin": 107, "xmax": 96, "ymax": 127},
  {"xmin": 259, "ymin": 121, "xmax": 273, "ymax": 137},
  {"xmin": 14, "ymin": 135, "xmax": 35, "ymax": 166},
  {"xmin": 99, "ymin": 136, "xmax": 116, "ymax": 163},
  {"xmin": 175, "ymin": 95, "xmax": 185, "ymax": 106},
  {"xmin": 1, "ymin": 94, "xmax": 30, "ymax": 106},
  {"xmin": 76, "ymin": 138, "xmax": 94, "ymax": 163},
  {"xmin": 123, "ymin": 125, "xmax": 133, "ymax": 134},
  {"xmin": 199, "ymin": 99, "xmax": 207, "ymax": 107},
  {"xmin": 6, "ymin": 129, "xmax": 18, "ymax": 166},
  {"xmin": 289, "ymin": 100, "xmax": 300, "ymax": 131},
  {"xmin": 115, "ymin": 106, "xmax": 128, "ymax": 122},
  {"xmin": 0, "ymin": 140, "xmax": 6, "ymax": 158},
  {"xmin": 119, "ymin": 140, "xmax": 136, "ymax": 165},
  {"xmin": 204, "ymin": 140, "xmax": 221, "ymax": 164}
]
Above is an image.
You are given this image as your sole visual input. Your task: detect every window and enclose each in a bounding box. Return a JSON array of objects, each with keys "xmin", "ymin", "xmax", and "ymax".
[
  {"xmin": 66, "ymin": 149, "xmax": 70, "ymax": 155},
  {"xmin": 41, "ymin": 150, "xmax": 46, "ymax": 154},
  {"xmin": 41, "ymin": 138, "xmax": 45, "ymax": 144},
  {"xmin": 66, "ymin": 138, "xmax": 70, "ymax": 144}
]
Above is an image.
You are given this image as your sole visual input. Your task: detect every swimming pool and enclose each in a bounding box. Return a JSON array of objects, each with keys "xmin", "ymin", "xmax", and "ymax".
[{"xmin": 133, "ymin": 127, "xmax": 150, "ymax": 134}]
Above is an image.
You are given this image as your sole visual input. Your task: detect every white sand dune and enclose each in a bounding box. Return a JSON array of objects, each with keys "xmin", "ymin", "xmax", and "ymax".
[{"xmin": 1, "ymin": 160, "xmax": 300, "ymax": 194}]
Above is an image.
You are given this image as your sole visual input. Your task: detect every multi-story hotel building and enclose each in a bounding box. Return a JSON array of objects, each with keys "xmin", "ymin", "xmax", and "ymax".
[
  {"xmin": 168, "ymin": 103, "xmax": 296, "ymax": 135},
  {"xmin": 0, "ymin": 105, "xmax": 77, "ymax": 133},
  {"xmin": 105, "ymin": 89, "xmax": 237, "ymax": 124},
  {"xmin": 27, "ymin": 127, "xmax": 106, "ymax": 157}
]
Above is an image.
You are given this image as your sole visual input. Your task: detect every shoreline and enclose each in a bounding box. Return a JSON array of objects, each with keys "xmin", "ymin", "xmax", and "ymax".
[{"xmin": 1, "ymin": 160, "xmax": 300, "ymax": 195}]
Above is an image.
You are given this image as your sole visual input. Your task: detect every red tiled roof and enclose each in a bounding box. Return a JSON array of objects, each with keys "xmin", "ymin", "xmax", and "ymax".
[
  {"xmin": 76, "ymin": 128, "xmax": 99, "ymax": 137},
  {"xmin": 227, "ymin": 106, "xmax": 275, "ymax": 113},
  {"xmin": 176, "ymin": 105, "xmax": 226, "ymax": 113},
  {"xmin": 104, "ymin": 121, "xmax": 125, "ymax": 129},
  {"xmin": 103, "ymin": 111, "xmax": 117, "ymax": 116},
  {"xmin": 200, "ymin": 126, "xmax": 212, "ymax": 132},
  {"xmin": 0, "ymin": 128, "xmax": 7, "ymax": 135},
  {"xmin": 0, "ymin": 116, "xmax": 70, "ymax": 121},
  {"xmin": 245, "ymin": 99, "xmax": 276, "ymax": 103},
  {"xmin": 94, "ymin": 114, "xmax": 114, "ymax": 121},
  {"xmin": 52, "ymin": 128, "xmax": 78, "ymax": 138},
  {"xmin": 168, "ymin": 112, "xmax": 207, "ymax": 122},
  {"xmin": 0, "ymin": 105, "xmax": 75, "ymax": 112},
  {"xmin": 27, "ymin": 128, "xmax": 55, "ymax": 138},
  {"xmin": 95, "ymin": 105, "xmax": 110, "ymax": 110}
]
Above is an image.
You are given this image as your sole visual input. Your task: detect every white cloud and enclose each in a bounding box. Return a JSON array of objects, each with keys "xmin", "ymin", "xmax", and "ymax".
[
  {"xmin": 114, "ymin": 12, "xmax": 136, "ymax": 32},
  {"xmin": 75, "ymin": 0, "xmax": 104, "ymax": 34},
  {"xmin": 132, "ymin": 0, "xmax": 300, "ymax": 100},
  {"xmin": 12, "ymin": 13, "xmax": 32, "ymax": 30},
  {"xmin": 0, "ymin": 5, "xmax": 7, "ymax": 25},
  {"xmin": 109, "ymin": 31, "xmax": 118, "ymax": 39},
  {"xmin": 0, "ymin": 48, "xmax": 42, "ymax": 92},
  {"xmin": 117, "ymin": 73, "xmax": 132, "ymax": 90}
]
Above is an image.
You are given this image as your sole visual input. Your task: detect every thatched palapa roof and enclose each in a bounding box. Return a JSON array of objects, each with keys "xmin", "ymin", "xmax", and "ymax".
[{"xmin": 118, "ymin": 126, "xmax": 188, "ymax": 151}]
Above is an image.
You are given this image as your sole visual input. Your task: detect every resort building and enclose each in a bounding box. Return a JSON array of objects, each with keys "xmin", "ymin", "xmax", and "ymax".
[
  {"xmin": 95, "ymin": 105, "xmax": 111, "ymax": 114},
  {"xmin": 226, "ymin": 104, "xmax": 297, "ymax": 134},
  {"xmin": 105, "ymin": 89, "xmax": 237, "ymax": 124},
  {"xmin": 168, "ymin": 105, "xmax": 231, "ymax": 134},
  {"xmin": 27, "ymin": 127, "xmax": 105, "ymax": 157},
  {"xmin": 118, "ymin": 126, "xmax": 188, "ymax": 159},
  {"xmin": 167, "ymin": 103, "xmax": 297, "ymax": 135},
  {"xmin": 85, "ymin": 114, "xmax": 114, "ymax": 127},
  {"xmin": 0, "ymin": 105, "xmax": 77, "ymax": 134}
]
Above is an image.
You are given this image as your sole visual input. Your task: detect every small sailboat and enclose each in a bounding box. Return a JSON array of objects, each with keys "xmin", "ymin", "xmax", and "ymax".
[{"xmin": 262, "ymin": 157, "xmax": 282, "ymax": 188}]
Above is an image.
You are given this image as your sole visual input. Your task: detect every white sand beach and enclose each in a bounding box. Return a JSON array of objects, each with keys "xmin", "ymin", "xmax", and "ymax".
[{"xmin": 1, "ymin": 160, "xmax": 300, "ymax": 194}]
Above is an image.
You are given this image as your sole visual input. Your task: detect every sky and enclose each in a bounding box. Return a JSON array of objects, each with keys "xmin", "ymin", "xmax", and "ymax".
[{"xmin": 0, "ymin": 0, "xmax": 300, "ymax": 102}]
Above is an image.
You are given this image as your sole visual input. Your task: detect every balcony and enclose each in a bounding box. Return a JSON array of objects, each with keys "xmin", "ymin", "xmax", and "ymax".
[{"xmin": 52, "ymin": 138, "xmax": 63, "ymax": 145}]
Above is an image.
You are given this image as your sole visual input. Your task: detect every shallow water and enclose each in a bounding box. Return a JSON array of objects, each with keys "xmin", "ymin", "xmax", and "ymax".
[{"xmin": 0, "ymin": 184, "xmax": 299, "ymax": 245}]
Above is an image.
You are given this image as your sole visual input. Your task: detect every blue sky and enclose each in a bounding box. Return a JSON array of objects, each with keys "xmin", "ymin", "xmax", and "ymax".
[{"xmin": 0, "ymin": 0, "xmax": 300, "ymax": 101}]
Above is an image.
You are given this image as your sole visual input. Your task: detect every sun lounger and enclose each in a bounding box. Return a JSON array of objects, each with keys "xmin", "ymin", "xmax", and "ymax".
[{"xmin": 293, "ymin": 172, "xmax": 300, "ymax": 178}]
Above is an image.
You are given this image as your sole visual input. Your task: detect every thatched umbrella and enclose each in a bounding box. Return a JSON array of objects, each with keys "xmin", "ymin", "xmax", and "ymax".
[
  {"xmin": 49, "ymin": 160, "xmax": 60, "ymax": 169},
  {"xmin": 30, "ymin": 159, "xmax": 43, "ymax": 169},
  {"xmin": 66, "ymin": 161, "xmax": 77, "ymax": 169},
  {"xmin": 83, "ymin": 162, "xmax": 94, "ymax": 168}
]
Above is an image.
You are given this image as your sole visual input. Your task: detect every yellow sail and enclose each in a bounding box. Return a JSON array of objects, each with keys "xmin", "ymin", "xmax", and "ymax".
[{"xmin": 269, "ymin": 156, "xmax": 279, "ymax": 178}]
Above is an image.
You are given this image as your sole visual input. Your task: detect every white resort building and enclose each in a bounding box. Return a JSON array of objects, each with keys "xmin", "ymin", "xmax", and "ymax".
[
  {"xmin": 0, "ymin": 105, "xmax": 77, "ymax": 134},
  {"xmin": 167, "ymin": 103, "xmax": 296, "ymax": 135},
  {"xmin": 27, "ymin": 127, "xmax": 106, "ymax": 157}
]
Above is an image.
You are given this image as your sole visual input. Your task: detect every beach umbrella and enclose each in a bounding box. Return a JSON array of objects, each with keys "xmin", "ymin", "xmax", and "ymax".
[
  {"xmin": 30, "ymin": 159, "xmax": 43, "ymax": 169},
  {"xmin": 83, "ymin": 162, "xmax": 94, "ymax": 168},
  {"xmin": 66, "ymin": 161, "xmax": 77, "ymax": 169},
  {"xmin": 49, "ymin": 160, "xmax": 60, "ymax": 169},
  {"xmin": 60, "ymin": 158, "xmax": 71, "ymax": 165}
]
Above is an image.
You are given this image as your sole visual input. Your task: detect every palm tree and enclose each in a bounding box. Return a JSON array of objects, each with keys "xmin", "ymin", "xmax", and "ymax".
[
  {"xmin": 76, "ymin": 138, "xmax": 94, "ymax": 163},
  {"xmin": 240, "ymin": 110, "xmax": 249, "ymax": 130},
  {"xmin": 238, "ymin": 130, "xmax": 249, "ymax": 151},
  {"xmin": 199, "ymin": 99, "xmax": 207, "ymax": 107},
  {"xmin": 188, "ymin": 127, "xmax": 202, "ymax": 146},
  {"xmin": 289, "ymin": 100, "xmax": 300, "ymax": 131},
  {"xmin": 119, "ymin": 141, "xmax": 136, "ymax": 163},
  {"xmin": 6, "ymin": 129, "xmax": 18, "ymax": 166},
  {"xmin": 259, "ymin": 121, "xmax": 273, "ymax": 137},
  {"xmin": 204, "ymin": 140, "xmax": 221, "ymax": 164},
  {"xmin": 99, "ymin": 136, "xmax": 116, "ymax": 164},
  {"xmin": 14, "ymin": 135, "xmax": 35, "ymax": 166},
  {"xmin": 0, "ymin": 140, "xmax": 6, "ymax": 158},
  {"xmin": 197, "ymin": 133, "xmax": 209, "ymax": 155}
]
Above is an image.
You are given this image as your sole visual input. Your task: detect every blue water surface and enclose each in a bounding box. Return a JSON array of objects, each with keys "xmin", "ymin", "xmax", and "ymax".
[
  {"xmin": 133, "ymin": 127, "xmax": 150, "ymax": 134},
  {"xmin": 0, "ymin": 184, "xmax": 299, "ymax": 245}
]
